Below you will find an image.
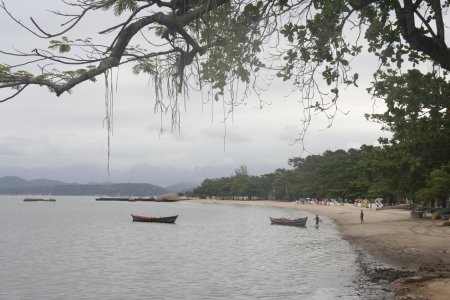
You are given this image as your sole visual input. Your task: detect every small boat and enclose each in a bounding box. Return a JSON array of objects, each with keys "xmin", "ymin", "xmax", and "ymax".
[
  {"xmin": 269, "ymin": 216, "xmax": 308, "ymax": 227},
  {"xmin": 24, "ymin": 198, "xmax": 56, "ymax": 202},
  {"xmin": 96, "ymin": 197, "xmax": 131, "ymax": 201},
  {"xmin": 131, "ymin": 214, "xmax": 178, "ymax": 223},
  {"xmin": 24, "ymin": 198, "xmax": 42, "ymax": 202}
]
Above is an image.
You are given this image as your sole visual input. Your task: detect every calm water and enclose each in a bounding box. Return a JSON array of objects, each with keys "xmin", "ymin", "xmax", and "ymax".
[{"xmin": 0, "ymin": 196, "xmax": 384, "ymax": 299}]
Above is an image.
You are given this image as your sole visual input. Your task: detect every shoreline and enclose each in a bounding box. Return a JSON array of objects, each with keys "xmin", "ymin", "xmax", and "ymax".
[{"xmin": 186, "ymin": 199, "xmax": 450, "ymax": 299}]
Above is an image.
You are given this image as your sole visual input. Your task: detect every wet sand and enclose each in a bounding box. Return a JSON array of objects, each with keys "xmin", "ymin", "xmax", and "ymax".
[{"xmin": 187, "ymin": 199, "xmax": 450, "ymax": 299}]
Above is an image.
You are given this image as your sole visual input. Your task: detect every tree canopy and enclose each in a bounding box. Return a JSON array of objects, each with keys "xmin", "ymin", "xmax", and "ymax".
[
  {"xmin": 191, "ymin": 144, "xmax": 450, "ymax": 206},
  {"xmin": 1, "ymin": 0, "xmax": 448, "ymax": 114}
]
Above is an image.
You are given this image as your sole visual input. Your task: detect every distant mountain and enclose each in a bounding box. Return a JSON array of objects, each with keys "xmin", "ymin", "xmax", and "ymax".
[
  {"xmin": 0, "ymin": 176, "xmax": 169, "ymax": 196},
  {"xmin": 0, "ymin": 176, "xmax": 65, "ymax": 189},
  {"xmin": 29, "ymin": 178, "xmax": 66, "ymax": 187},
  {"xmin": 0, "ymin": 176, "xmax": 29, "ymax": 189},
  {"xmin": 165, "ymin": 181, "xmax": 200, "ymax": 193}
]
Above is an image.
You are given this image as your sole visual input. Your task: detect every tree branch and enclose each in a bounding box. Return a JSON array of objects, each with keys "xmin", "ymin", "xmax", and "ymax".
[
  {"xmin": 30, "ymin": 5, "xmax": 96, "ymax": 38},
  {"xmin": 0, "ymin": 84, "xmax": 28, "ymax": 103},
  {"xmin": 0, "ymin": 0, "xmax": 47, "ymax": 38},
  {"xmin": 348, "ymin": 0, "xmax": 379, "ymax": 10},
  {"xmin": 431, "ymin": 0, "xmax": 445, "ymax": 44},
  {"xmin": 395, "ymin": 1, "xmax": 450, "ymax": 71},
  {"xmin": 0, "ymin": 0, "xmax": 230, "ymax": 97}
]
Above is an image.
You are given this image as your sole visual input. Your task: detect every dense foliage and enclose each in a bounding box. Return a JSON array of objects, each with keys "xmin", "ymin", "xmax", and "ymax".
[{"xmin": 191, "ymin": 143, "xmax": 450, "ymax": 206}]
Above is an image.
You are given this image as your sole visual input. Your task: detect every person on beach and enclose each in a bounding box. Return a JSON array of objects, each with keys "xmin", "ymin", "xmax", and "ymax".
[
  {"xmin": 360, "ymin": 209, "xmax": 364, "ymax": 223},
  {"xmin": 315, "ymin": 214, "xmax": 319, "ymax": 228}
]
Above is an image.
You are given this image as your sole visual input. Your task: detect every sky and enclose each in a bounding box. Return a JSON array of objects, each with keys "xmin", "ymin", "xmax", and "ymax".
[{"xmin": 0, "ymin": 1, "xmax": 389, "ymax": 187}]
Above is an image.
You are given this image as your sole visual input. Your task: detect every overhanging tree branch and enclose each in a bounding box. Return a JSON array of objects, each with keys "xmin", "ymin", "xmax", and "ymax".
[
  {"xmin": 0, "ymin": 83, "xmax": 28, "ymax": 102},
  {"xmin": 395, "ymin": 1, "xmax": 450, "ymax": 71},
  {"xmin": 347, "ymin": 0, "xmax": 450, "ymax": 71},
  {"xmin": 0, "ymin": 0, "xmax": 231, "ymax": 99}
]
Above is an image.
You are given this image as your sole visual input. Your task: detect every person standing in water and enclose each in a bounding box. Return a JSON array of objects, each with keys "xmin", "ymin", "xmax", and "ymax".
[
  {"xmin": 315, "ymin": 214, "xmax": 320, "ymax": 228},
  {"xmin": 360, "ymin": 210, "xmax": 364, "ymax": 223}
]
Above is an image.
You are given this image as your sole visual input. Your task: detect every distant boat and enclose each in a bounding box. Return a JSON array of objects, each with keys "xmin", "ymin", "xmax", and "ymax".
[
  {"xmin": 131, "ymin": 214, "xmax": 178, "ymax": 223},
  {"xmin": 24, "ymin": 198, "xmax": 56, "ymax": 202},
  {"xmin": 269, "ymin": 217, "xmax": 307, "ymax": 227},
  {"xmin": 96, "ymin": 197, "xmax": 131, "ymax": 201},
  {"xmin": 24, "ymin": 198, "xmax": 41, "ymax": 202},
  {"xmin": 95, "ymin": 197, "xmax": 155, "ymax": 202}
]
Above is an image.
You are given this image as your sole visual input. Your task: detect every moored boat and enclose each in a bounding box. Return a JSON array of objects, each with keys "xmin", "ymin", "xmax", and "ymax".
[
  {"xmin": 269, "ymin": 216, "xmax": 308, "ymax": 227},
  {"xmin": 24, "ymin": 198, "xmax": 41, "ymax": 202},
  {"xmin": 131, "ymin": 214, "xmax": 178, "ymax": 223},
  {"xmin": 24, "ymin": 198, "xmax": 56, "ymax": 202},
  {"xmin": 96, "ymin": 197, "xmax": 131, "ymax": 201}
]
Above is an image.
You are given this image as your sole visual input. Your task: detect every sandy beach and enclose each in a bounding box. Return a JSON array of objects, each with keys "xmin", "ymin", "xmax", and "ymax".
[{"xmin": 187, "ymin": 199, "xmax": 450, "ymax": 299}]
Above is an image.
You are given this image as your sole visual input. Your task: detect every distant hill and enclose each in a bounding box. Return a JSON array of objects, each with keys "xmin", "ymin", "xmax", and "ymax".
[
  {"xmin": 165, "ymin": 181, "xmax": 199, "ymax": 193},
  {"xmin": 29, "ymin": 178, "xmax": 65, "ymax": 187},
  {"xmin": 0, "ymin": 176, "xmax": 65, "ymax": 189},
  {"xmin": 0, "ymin": 176, "xmax": 32, "ymax": 189},
  {"xmin": 0, "ymin": 176, "xmax": 169, "ymax": 196}
]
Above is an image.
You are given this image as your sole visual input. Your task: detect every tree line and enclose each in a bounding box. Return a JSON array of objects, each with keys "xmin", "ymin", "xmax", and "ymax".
[
  {"xmin": 190, "ymin": 143, "xmax": 450, "ymax": 207},
  {"xmin": 191, "ymin": 64, "xmax": 450, "ymax": 208}
]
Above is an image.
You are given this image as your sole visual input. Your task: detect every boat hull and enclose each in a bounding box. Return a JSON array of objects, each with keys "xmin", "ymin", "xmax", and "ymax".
[
  {"xmin": 270, "ymin": 217, "xmax": 307, "ymax": 227},
  {"xmin": 131, "ymin": 214, "xmax": 178, "ymax": 223}
]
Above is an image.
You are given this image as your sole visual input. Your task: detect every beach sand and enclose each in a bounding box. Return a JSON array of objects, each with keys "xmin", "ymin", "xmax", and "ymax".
[{"xmin": 186, "ymin": 199, "xmax": 450, "ymax": 299}]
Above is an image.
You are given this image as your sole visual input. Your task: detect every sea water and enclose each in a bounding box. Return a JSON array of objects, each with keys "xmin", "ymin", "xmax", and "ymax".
[{"xmin": 0, "ymin": 196, "xmax": 389, "ymax": 299}]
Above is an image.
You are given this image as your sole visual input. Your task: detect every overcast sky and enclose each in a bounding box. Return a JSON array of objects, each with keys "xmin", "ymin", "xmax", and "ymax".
[{"xmin": 0, "ymin": 1, "xmax": 389, "ymax": 187}]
